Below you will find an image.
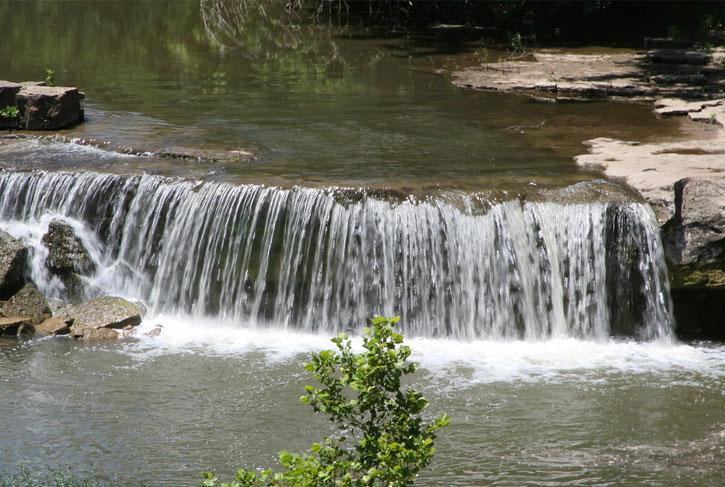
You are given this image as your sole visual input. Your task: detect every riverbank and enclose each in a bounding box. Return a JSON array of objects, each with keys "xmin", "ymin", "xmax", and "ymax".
[{"xmin": 452, "ymin": 46, "xmax": 725, "ymax": 339}]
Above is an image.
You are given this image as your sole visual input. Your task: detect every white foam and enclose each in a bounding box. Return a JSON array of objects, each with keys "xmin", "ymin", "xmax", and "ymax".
[
  {"xmin": 119, "ymin": 314, "xmax": 725, "ymax": 386},
  {"xmin": 0, "ymin": 137, "xmax": 138, "ymax": 160}
]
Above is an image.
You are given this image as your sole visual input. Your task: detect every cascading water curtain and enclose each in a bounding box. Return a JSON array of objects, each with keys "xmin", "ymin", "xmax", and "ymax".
[{"xmin": 0, "ymin": 171, "xmax": 674, "ymax": 341}]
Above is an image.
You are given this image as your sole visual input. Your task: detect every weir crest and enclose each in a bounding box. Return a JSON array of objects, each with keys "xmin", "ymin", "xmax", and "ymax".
[{"xmin": 0, "ymin": 171, "xmax": 673, "ymax": 341}]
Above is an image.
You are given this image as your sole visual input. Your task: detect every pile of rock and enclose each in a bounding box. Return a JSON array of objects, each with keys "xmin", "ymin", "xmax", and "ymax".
[
  {"xmin": 0, "ymin": 80, "xmax": 84, "ymax": 130},
  {"xmin": 0, "ymin": 223, "xmax": 144, "ymax": 341}
]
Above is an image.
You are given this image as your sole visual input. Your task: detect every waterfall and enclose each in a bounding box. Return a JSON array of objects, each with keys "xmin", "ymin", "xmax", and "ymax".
[{"xmin": 0, "ymin": 171, "xmax": 674, "ymax": 341}]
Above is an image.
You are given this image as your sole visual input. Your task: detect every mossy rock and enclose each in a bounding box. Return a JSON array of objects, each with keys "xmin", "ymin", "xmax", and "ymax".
[{"xmin": 669, "ymin": 263, "xmax": 725, "ymax": 290}]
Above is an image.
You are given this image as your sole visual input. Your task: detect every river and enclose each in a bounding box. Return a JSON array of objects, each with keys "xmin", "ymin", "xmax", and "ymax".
[{"xmin": 0, "ymin": 1, "xmax": 723, "ymax": 486}]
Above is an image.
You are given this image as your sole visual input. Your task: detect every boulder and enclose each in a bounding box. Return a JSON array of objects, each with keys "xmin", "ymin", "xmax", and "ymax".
[
  {"xmin": 0, "ymin": 316, "xmax": 33, "ymax": 336},
  {"xmin": 0, "ymin": 230, "xmax": 27, "ymax": 299},
  {"xmin": 15, "ymin": 85, "xmax": 84, "ymax": 130},
  {"xmin": 41, "ymin": 219, "xmax": 95, "ymax": 275},
  {"xmin": 63, "ymin": 296, "xmax": 142, "ymax": 339},
  {"xmin": 0, "ymin": 283, "xmax": 52, "ymax": 325},
  {"xmin": 35, "ymin": 316, "xmax": 71, "ymax": 336},
  {"xmin": 46, "ymin": 297, "xmax": 65, "ymax": 316},
  {"xmin": 664, "ymin": 179, "xmax": 725, "ymax": 266}
]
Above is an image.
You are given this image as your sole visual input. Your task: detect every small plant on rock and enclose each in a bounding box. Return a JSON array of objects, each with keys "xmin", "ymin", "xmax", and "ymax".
[
  {"xmin": 0, "ymin": 106, "xmax": 19, "ymax": 119},
  {"xmin": 202, "ymin": 316, "xmax": 449, "ymax": 487},
  {"xmin": 45, "ymin": 68, "xmax": 56, "ymax": 87}
]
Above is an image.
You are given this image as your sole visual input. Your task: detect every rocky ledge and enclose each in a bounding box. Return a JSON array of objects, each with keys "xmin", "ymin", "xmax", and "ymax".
[
  {"xmin": 0, "ymin": 221, "xmax": 148, "ymax": 341},
  {"xmin": 454, "ymin": 46, "xmax": 725, "ymax": 339},
  {"xmin": 0, "ymin": 80, "xmax": 84, "ymax": 130},
  {"xmin": 453, "ymin": 48, "xmax": 725, "ymax": 102},
  {"xmin": 575, "ymin": 130, "xmax": 725, "ymax": 340}
]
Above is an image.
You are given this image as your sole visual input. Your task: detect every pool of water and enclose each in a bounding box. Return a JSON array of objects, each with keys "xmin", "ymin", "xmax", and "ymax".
[
  {"xmin": 1, "ymin": 326, "xmax": 724, "ymax": 486},
  {"xmin": 0, "ymin": 0, "xmax": 703, "ymax": 192}
]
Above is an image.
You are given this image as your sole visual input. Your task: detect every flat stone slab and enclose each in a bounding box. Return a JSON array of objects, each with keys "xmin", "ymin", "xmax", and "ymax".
[
  {"xmin": 453, "ymin": 48, "xmax": 725, "ymax": 102},
  {"xmin": 35, "ymin": 316, "xmax": 71, "ymax": 335},
  {"xmin": 654, "ymin": 98, "xmax": 724, "ymax": 116},
  {"xmin": 688, "ymin": 105, "xmax": 725, "ymax": 127},
  {"xmin": 0, "ymin": 283, "xmax": 52, "ymax": 325},
  {"xmin": 575, "ymin": 135, "xmax": 725, "ymax": 225}
]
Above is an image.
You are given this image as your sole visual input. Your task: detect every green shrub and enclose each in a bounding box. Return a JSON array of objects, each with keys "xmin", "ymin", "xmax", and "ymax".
[
  {"xmin": 0, "ymin": 105, "xmax": 19, "ymax": 119},
  {"xmin": 202, "ymin": 316, "xmax": 449, "ymax": 487}
]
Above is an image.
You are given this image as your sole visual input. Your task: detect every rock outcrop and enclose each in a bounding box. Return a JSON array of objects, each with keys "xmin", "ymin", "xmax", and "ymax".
[
  {"xmin": 575, "ymin": 134, "xmax": 725, "ymax": 339},
  {"xmin": 0, "ymin": 81, "xmax": 84, "ymax": 131},
  {"xmin": 452, "ymin": 48, "xmax": 725, "ymax": 102},
  {"xmin": 0, "ymin": 227, "xmax": 141, "ymax": 341},
  {"xmin": 0, "ymin": 82, "xmax": 22, "ymax": 130},
  {"xmin": 0, "ymin": 230, "xmax": 27, "ymax": 299}
]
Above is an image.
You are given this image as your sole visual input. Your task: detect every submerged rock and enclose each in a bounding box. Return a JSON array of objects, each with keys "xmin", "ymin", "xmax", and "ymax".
[
  {"xmin": 145, "ymin": 324, "xmax": 163, "ymax": 337},
  {"xmin": 0, "ymin": 230, "xmax": 27, "ymax": 300},
  {"xmin": 0, "ymin": 283, "xmax": 52, "ymax": 325},
  {"xmin": 132, "ymin": 301, "xmax": 147, "ymax": 319},
  {"xmin": 63, "ymin": 296, "xmax": 142, "ymax": 339}
]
